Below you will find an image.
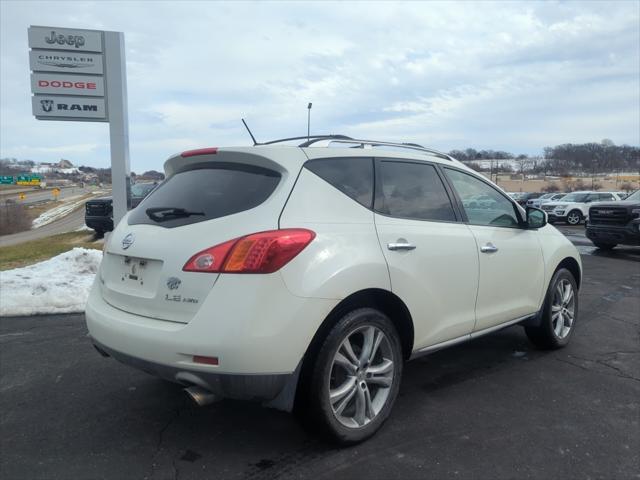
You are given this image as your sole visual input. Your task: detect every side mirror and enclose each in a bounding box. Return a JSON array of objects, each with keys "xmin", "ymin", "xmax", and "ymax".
[{"xmin": 526, "ymin": 207, "xmax": 547, "ymax": 229}]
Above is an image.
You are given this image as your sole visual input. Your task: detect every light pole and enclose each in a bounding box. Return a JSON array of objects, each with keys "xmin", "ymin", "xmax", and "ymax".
[{"xmin": 307, "ymin": 102, "xmax": 312, "ymax": 141}]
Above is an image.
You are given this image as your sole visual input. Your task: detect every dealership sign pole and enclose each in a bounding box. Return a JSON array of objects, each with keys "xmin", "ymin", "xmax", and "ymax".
[{"xmin": 28, "ymin": 26, "xmax": 131, "ymax": 225}]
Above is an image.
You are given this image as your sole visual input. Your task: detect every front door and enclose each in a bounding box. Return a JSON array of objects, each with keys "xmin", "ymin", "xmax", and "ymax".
[{"xmin": 443, "ymin": 167, "xmax": 545, "ymax": 331}]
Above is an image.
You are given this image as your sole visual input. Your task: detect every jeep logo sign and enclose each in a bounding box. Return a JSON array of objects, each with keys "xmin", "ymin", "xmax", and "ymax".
[
  {"xmin": 28, "ymin": 26, "xmax": 103, "ymax": 53},
  {"xmin": 45, "ymin": 30, "xmax": 86, "ymax": 49},
  {"xmin": 31, "ymin": 96, "xmax": 106, "ymax": 119}
]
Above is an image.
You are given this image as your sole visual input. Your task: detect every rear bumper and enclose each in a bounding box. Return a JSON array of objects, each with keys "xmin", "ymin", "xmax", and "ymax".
[
  {"xmin": 85, "ymin": 273, "xmax": 337, "ymax": 402},
  {"xmin": 90, "ymin": 336, "xmax": 296, "ymax": 407},
  {"xmin": 545, "ymin": 212, "xmax": 566, "ymax": 221},
  {"xmin": 586, "ymin": 223, "xmax": 640, "ymax": 246},
  {"xmin": 85, "ymin": 216, "xmax": 113, "ymax": 232}
]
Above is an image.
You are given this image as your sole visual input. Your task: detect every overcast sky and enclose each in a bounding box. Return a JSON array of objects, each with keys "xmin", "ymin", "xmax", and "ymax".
[{"xmin": 1, "ymin": 1, "xmax": 638, "ymax": 172}]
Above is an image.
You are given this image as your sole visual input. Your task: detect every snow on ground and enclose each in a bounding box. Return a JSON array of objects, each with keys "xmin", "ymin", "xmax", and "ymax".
[
  {"xmin": 0, "ymin": 248, "xmax": 102, "ymax": 316},
  {"xmin": 31, "ymin": 195, "xmax": 88, "ymax": 228}
]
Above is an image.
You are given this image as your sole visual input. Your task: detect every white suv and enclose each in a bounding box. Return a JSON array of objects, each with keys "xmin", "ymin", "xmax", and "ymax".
[
  {"xmin": 86, "ymin": 136, "xmax": 582, "ymax": 444},
  {"xmin": 541, "ymin": 191, "xmax": 623, "ymax": 225},
  {"xmin": 527, "ymin": 192, "xmax": 566, "ymax": 209}
]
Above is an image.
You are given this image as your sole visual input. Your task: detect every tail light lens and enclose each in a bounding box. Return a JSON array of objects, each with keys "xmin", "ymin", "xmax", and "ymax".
[
  {"xmin": 183, "ymin": 229, "xmax": 315, "ymax": 274},
  {"xmin": 181, "ymin": 147, "xmax": 218, "ymax": 158}
]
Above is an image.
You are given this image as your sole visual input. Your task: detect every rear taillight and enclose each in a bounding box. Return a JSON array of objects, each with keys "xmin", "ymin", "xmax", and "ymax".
[
  {"xmin": 183, "ymin": 229, "xmax": 315, "ymax": 274},
  {"xmin": 181, "ymin": 147, "xmax": 218, "ymax": 158}
]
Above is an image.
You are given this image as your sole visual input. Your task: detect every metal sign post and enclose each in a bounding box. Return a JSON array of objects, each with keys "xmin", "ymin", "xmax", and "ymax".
[
  {"xmin": 104, "ymin": 31, "xmax": 130, "ymax": 224},
  {"xmin": 28, "ymin": 25, "xmax": 131, "ymax": 225}
]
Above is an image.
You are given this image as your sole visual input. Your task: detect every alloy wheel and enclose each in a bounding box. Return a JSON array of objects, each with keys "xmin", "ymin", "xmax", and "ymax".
[
  {"xmin": 551, "ymin": 279, "xmax": 575, "ymax": 339},
  {"xmin": 328, "ymin": 325, "xmax": 395, "ymax": 428},
  {"xmin": 567, "ymin": 212, "xmax": 581, "ymax": 225}
]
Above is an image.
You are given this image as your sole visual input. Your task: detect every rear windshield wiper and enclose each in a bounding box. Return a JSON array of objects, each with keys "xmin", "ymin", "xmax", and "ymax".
[{"xmin": 145, "ymin": 207, "xmax": 205, "ymax": 222}]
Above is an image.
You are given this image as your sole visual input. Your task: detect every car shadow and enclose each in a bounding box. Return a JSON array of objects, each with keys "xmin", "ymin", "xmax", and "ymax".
[{"xmin": 113, "ymin": 326, "xmax": 541, "ymax": 478}]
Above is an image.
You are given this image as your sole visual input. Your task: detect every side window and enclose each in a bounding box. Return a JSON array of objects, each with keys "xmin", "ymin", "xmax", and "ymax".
[
  {"xmin": 305, "ymin": 157, "xmax": 373, "ymax": 208},
  {"xmin": 376, "ymin": 161, "xmax": 456, "ymax": 221},
  {"xmin": 586, "ymin": 194, "xmax": 599, "ymax": 202},
  {"xmin": 444, "ymin": 168, "xmax": 520, "ymax": 227},
  {"xmin": 599, "ymin": 193, "xmax": 614, "ymax": 201}
]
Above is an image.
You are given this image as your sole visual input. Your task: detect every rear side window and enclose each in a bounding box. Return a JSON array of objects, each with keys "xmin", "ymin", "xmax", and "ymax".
[
  {"xmin": 305, "ymin": 157, "xmax": 373, "ymax": 208},
  {"xmin": 376, "ymin": 161, "xmax": 456, "ymax": 221},
  {"xmin": 128, "ymin": 164, "xmax": 280, "ymax": 228}
]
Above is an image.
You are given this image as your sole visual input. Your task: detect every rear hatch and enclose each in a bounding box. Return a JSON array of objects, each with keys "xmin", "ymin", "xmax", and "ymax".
[
  {"xmin": 98, "ymin": 147, "xmax": 303, "ymax": 323},
  {"xmin": 86, "ymin": 198, "xmax": 112, "ymax": 217}
]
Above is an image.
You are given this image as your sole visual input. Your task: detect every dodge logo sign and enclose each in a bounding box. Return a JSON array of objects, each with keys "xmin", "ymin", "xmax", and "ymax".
[
  {"xmin": 166, "ymin": 277, "xmax": 182, "ymax": 290},
  {"xmin": 121, "ymin": 233, "xmax": 135, "ymax": 250}
]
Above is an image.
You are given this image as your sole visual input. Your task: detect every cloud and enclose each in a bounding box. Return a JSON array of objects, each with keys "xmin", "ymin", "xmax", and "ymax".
[{"xmin": 1, "ymin": 0, "xmax": 638, "ymax": 171}]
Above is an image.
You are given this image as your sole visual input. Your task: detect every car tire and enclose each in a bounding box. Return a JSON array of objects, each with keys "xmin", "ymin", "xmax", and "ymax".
[
  {"xmin": 566, "ymin": 210, "xmax": 583, "ymax": 225},
  {"xmin": 525, "ymin": 268, "xmax": 578, "ymax": 350},
  {"xmin": 297, "ymin": 308, "xmax": 403, "ymax": 445},
  {"xmin": 593, "ymin": 242, "xmax": 617, "ymax": 250}
]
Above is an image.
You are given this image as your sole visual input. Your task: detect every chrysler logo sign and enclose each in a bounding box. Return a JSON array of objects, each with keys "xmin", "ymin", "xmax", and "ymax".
[{"xmin": 36, "ymin": 53, "xmax": 95, "ymax": 69}]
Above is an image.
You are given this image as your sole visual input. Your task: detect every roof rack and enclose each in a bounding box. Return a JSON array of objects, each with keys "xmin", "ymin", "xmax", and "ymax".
[
  {"xmin": 259, "ymin": 134, "xmax": 354, "ymax": 146},
  {"xmin": 258, "ymin": 135, "xmax": 454, "ymax": 161}
]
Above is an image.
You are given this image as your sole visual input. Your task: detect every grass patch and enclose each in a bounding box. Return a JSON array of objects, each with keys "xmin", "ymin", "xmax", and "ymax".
[{"xmin": 0, "ymin": 232, "xmax": 102, "ymax": 270}]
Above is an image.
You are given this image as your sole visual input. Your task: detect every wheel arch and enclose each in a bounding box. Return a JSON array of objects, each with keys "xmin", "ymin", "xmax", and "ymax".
[
  {"xmin": 293, "ymin": 288, "xmax": 414, "ymax": 413},
  {"xmin": 305, "ymin": 288, "xmax": 415, "ymax": 362},
  {"xmin": 555, "ymin": 256, "xmax": 582, "ymax": 290}
]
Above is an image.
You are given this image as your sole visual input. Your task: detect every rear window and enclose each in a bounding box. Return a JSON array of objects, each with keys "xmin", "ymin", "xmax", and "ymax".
[
  {"xmin": 376, "ymin": 161, "xmax": 456, "ymax": 222},
  {"xmin": 305, "ymin": 157, "xmax": 374, "ymax": 208},
  {"xmin": 127, "ymin": 164, "xmax": 281, "ymax": 228}
]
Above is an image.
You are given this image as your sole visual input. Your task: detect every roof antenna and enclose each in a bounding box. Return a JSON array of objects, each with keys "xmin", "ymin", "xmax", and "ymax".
[
  {"xmin": 307, "ymin": 103, "xmax": 313, "ymax": 142},
  {"xmin": 242, "ymin": 118, "xmax": 258, "ymax": 145}
]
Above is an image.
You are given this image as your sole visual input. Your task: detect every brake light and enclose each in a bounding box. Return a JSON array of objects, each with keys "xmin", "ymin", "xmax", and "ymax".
[
  {"xmin": 183, "ymin": 229, "xmax": 315, "ymax": 274},
  {"xmin": 181, "ymin": 147, "xmax": 218, "ymax": 158},
  {"xmin": 193, "ymin": 355, "xmax": 219, "ymax": 366}
]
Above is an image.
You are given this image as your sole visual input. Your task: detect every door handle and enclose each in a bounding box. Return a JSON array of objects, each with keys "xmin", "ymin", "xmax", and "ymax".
[
  {"xmin": 480, "ymin": 242, "xmax": 498, "ymax": 254},
  {"xmin": 387, "ymin": 242, "xmax": 416, "ymax": 251}
]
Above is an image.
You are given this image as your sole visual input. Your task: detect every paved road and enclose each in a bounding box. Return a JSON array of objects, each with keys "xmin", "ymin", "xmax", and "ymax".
[
  {"xmin": 1, "ymin": 250, "xmax": 639, "ymax": 479},
  {"xmin": 0, "ymin": 186, "xmax": 88, "ymax": 205},
  {"xmin": 0, "ymin": 207, "xmax": 86, "ymax": 247}
]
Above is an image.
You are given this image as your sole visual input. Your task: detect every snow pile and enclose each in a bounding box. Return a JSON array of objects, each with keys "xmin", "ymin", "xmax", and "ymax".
[
  {"xmin": 31, "ymin": 195, "xmax": 88, "ymax": 228},
  {"xmin": 0, "ymin": 248, "xmax": 103, "ymax": 316}
]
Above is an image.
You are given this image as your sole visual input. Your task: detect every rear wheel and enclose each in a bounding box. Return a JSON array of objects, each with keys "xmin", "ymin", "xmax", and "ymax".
[
  {"xmin": 566, "ymin": 210, "xmax": 583, "ymax": 225},
  {"xmin": 525, "ymin": 268, "xmax": 578, "ymax": 349},
  {"xmin": 593, "ymin": 242, "xmax": 617, "ymax": 250},
  {"xmin": 298, "ymin": 308, "xmax": 403, "ymax": 444}
]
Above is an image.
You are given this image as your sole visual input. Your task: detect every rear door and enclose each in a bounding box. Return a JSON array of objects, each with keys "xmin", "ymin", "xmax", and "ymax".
[
  {"xmin": 373, "ymin": 159, "xmax": 479, "ymax": 350},
  {"xmin": 442, "ymin": 167, "xmax": 544, "ymax": 331},
  {"xmin": 99, "ymin": 150, "xmax": 299, "ymax": 323}
]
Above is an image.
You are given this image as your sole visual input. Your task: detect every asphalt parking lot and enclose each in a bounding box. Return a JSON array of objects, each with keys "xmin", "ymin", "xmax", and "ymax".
[{"xmin": 1, "ymin": 228, "xmax": 639, "ymax": 480}]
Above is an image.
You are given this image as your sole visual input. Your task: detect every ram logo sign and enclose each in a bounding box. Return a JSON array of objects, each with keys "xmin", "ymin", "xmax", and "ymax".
[{"xmin": 31, "ymin": 96, "xmax": 106, "ymax": 119}]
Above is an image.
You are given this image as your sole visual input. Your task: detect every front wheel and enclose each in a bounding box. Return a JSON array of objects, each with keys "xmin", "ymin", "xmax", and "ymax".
[
  {"xmin": 300, "ymin": 308, "xmax": 403, "ymax": 444},
  {"xmin": 566, "ymin": 210, "xmax": 583, "ymax": 225},
  {"xmin": 525, "ymin": 268, "xmax": 578, "ymax": 349}
]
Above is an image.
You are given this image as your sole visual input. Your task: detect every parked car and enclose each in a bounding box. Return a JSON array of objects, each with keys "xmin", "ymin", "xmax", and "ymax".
[
  {"xmin": 527, "ymin": 192, "xmax": 566, "ymax": 209},
  {"xmin": 541, "ymin": 191, "xmax": 624, "ymax": 225},
  {"xmin": 85, "ymin": 182, "xmax": 157, "ymax": 235},
  {"xmin": 86, "ymin": 137, "xmax": 581, "ymax": 444},
  {"xmin": 585, "ymin": 189, "xmax": 640, "ymax": 249},
  {"xmin": 514, "ymin": 192, "xmax": 543, "ymax": 207}
]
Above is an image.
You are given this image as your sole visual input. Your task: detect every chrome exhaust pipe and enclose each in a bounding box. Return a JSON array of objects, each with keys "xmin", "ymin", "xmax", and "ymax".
[{"xmin": 184, "ymin": 385, "xmax": 218, "ymax": 407}]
